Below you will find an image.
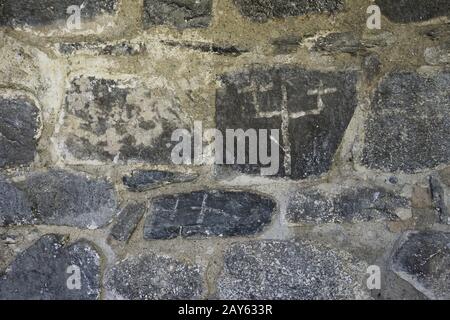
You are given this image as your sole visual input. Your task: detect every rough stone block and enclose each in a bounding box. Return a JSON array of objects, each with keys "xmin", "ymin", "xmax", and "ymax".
[
  {"xmin": 287, "ymin": 185, "xmax": 410, "ymax": 224},
  {"xmin": 0, "ymin": 96, "xmax": 40, "ymax": 168},
  {"xmin": 232, "ymin": 0, "xmax": 344, "ymax": 22},
  {"xmin": 0, "ymin": 234, "xmax": 101, "ymax": 300},
  {"xmin": 362, "ymin": 71, "xmax": 450, "ymax": 173},
  {"xmin": 391, "ymin": 231, "xmax": 450, "ymax": 299},
  {"xmin": 216, "ymin": 66, "xmax": 358, "ymax": 179},
  {"xmin": 105, "ymin": 253, "xmax": 204, "ymax": 300},
  {"xmin": 216, "ymin": 240, "xmax": 369, "ymax": 299},
  {"xmin": 144, "ymin": 190, "xmax": 275, "ymax": 239},
  {"xmin": 0, "ymin": 0, "xmax": 117, "ymax": 27},
  {"xmin": 143, "ymin": 0, "xmax": 212, "ymax": 29}
]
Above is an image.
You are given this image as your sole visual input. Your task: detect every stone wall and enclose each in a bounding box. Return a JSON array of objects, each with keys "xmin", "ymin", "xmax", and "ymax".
[{"xmin": 0, "ymin": 0, "xmax": 449, "ymax": 300}]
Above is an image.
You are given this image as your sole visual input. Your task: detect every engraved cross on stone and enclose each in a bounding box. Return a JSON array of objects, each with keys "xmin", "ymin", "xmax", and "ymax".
[{"xmin": 239, "ymin": 80, "xmax": 337, "ymax": 175}]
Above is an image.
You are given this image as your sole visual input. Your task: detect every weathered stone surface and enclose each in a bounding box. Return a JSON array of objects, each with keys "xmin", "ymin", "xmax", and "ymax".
[
  {"xmin": 0, "ymin": 176, "xmax": 34, "ymax": 226},
  {"xmin": 123, "ymin": 170, "xmax": 197, "ymax": 192},
  {"xmin": 57, "ymin": 76, "xmax": 189, "ymax": 164},
  {"xmin": 109, "ymin": 202, "xmax": 147, "ymax": 242},
  {"xmin": 143, "ymin": 0, "xmax": 212, "ymax": 29},
  {"xmin": 362, "ymin": 71, "xmax": 450, "ymax": 173},
  {"xmin": 58, "ymin": 42, "xmax": 146, "ymax": 56},
  {"xmin": 375, "ymin": 0, "xmax": 450, "ymax": 23},
  {"xmin": 0, "ymin": 234, "xmax": 101, "ymax": 300},
  {"xmin": 144, "ymin": 190, "xmax": 275, "ymax": 239},
  {"xmin": 217, "ymin": 240, "xmax": 368, "ymax": 299},
  {"xmin": 0, "ymin": 97, "xmax": 40, "ymax": 168},
  {"xmin": 271, "ymin": 35, "xmax": 302, "ymax": 55},
  {"xmin": 287, "ymin": 186, "xmax": 410, "ymax": 224},
  {"xmin": 363, "ymin": 54, "xmax": 382, "ymax": 81},
  {"xmin": 391, "ymin": 231, "xmax": 450, "ymax": 299},
  {"xmin": 216, "ymin": 66, "xmax": 358, "ymax": 179},
  {"xmin": 429, "ymin": 176, "xmax": 450, "ymax": 224},
  {"xmin": 425, "ymin": 45, "xmax": 450, "ymax": 66},
  {"xmin": 232, "ymin": 0, "xmax": 344, "ymax": 22},
  {"xmin": 0, "ymin": 0, "xmax": 117, "ymax": 27},
  {"xmin": 23, "ymin": 170, "xmax": 117, "ymax": 229},
  {"xmin": 105, "ymin": 253, "xmax": 204, "ymax": 300},
  {"xmin": 312, "ymin": 32, "xmax": 363, "ymax": 54}
]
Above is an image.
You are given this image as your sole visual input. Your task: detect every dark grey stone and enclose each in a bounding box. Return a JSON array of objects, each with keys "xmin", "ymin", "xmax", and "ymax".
[
  {"xmin": 143, "ymin": 0, "xmax": 212, "ymax": 29},
  {"xmin": 0, "ymin": 97, "xmax": 40, "ymax": 168},
  {"xmin": 216, "ymin": 66, "xmax": 358, "ymax": 179},
  {"xmin": 312, "ymin": 32, "xmax": 363, "ymax": 54},
  {"xmin": 375, "ymin": 0, "xmax": 450, "ymax": 23},
  {"xmin": 60, "ymin": 76, "xmax": 188, "ymax": 164},
  {"xmin": 105, "ymin": 253, "xmax": 204, "ymax": 300},
  {"xmin": 23, "ymin": 170, "xmax": 117, "ymax": 229},
  {"xmin": 109, "ymin": 202, "xmax": 147, "ymax": 242},
  {"xmin": 0, "ymin": 234, "xmax": 101, "ymax": 300},
  {"xmin": 144, "ymin": 190, "xmax": 275, "ymax": 239},
  {"xmin": 59, "ymin": 42, "xmax": 146, "ymax": 56},
  {"xmin": 391, "ymin": 231, "xmax": 450, "ymax": 299},
  {"xmin": 123, "ymin": 170, "xmax": 197, "ymax": 192},
  {"xmin": 362, "ymin": 71, "xmax": 450, "ymax": 173},
  {"xmin": 271, "ymin": 35, "xmax": 302, "ymax": 55},
  {"xmin": 287, "ymin": 186, "xmax": 409, "ymax": 224},
  {"xmin": 217, "ymin": 240, "xmax": 368, "ymax": 299},
  {"xmin": 161, "ymin": 40, "xmax": 248, "ymax": 56},
  {"xmin": 363, "ymin": 54, "xmax": 382, "ymax": 81},
  {"xmin": 0, "ymin": 0, "xmax": 117, "ymax": 26},
  {"xmin": 232, "ymin": 0, "xmax": 344, "ymax": 22},
  {"xmin": 429, "ymin": 176, "xmax": 450, "ymax": 224},
  {"xmin": 0, "ymin": 176, "xmax": 34, "ymax": 226}
]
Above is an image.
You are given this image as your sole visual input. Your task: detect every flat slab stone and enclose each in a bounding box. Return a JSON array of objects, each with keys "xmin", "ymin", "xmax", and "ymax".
[
  {"xmin": 217, "ymin": 240, "xmax": 369, "ymax": 299},
  {"xmin": 0, "ymin": 234, "xmax": 101, "ymax": 300},
  {"xmin": 362, "ymin": 71, "xmax": 450, "ymax": 173},
  {"xmin": 216, "ymin": 66, "xmax": 358, "ymax": 179},
  {"xmin": 105, "ymin": 253, "xmax": 204, "ymax": 300},
  {"xmin": 109, "ymin": 202, "xmax": 147, "ymax": 242},
  {"xmin": 57, "ymin": 76, "xmax": 189, "ymax": 164},
  {"xmin": 0, "ymin": 96, "xmax": 40, "ymax": 168},
  {"xmin": 0, "ymin": 0, "xmax": 117, "ymax": 27},
  {"xmin": 287, "ymin": 186, "xmax": 410, "ymax": 224},
  {"xmin": 23, "ymin": 169, "xmax": 117, "ymax": 229},
  {"xmin": 232, "ymin": 0, "xmax": 344, "ymax": 22},
  {"xmin": 144, "ymin": 190, "xmax": 275, "ymax": 239},
  {"xmin": 0, "ymin": 176, "xmax": 34, "ymax": 226},
  {"xmin": 123, "ymin": 170, "xmax": 197, "ymax": 192},
  {"xmin": 430, "ymin": 176, "xmax": 450, "ymax": 224},
  {"xmin": 143, "ymin": 0, "xmax": 212, "ymax": 29},
  {"xmin": 375, "ymin": 0, "xmax": 450, "ymax": 23},
  {"xmin": 391, "ymin": 231, "xmax": 450, "ymax": 299}
]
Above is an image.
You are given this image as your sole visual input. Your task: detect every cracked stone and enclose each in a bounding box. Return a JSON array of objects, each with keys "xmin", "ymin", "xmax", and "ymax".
[
  {"xmin": 0, "ymin": 176, "xmax": 34, "ymax": 226},
  {"xmin": 232, "ymin": 0, "xmax": 344, "ymax": 22},
  {"xmin": 0, "ymin": 234, "xmax": 101, "ymax": 300},
  {"xmin": 143, "ymin": 0, "xmax": 212, "ymax": 29},
  {"xmin": 144, "ymin": 190, "xmax": 275, "ymax": 239},
  {"xmin": 105, "ymin": 253, "xmax": 204, "ymax": 300},
  {"xmin": 123, "ymin": 170, "xmax": 198, "ymax": 192},
  {"xmin": 216, "ymin": 240, "xmax": 369, "ymax": 299},
  {"xmin": 57, "ymin": 76, "xmax": 190, "ymax": 164},
  {"xmin": 22, "ymin": 169, "xmax": 117, "ymax": 229},
  {"xmin": 0, "ymin": 96, "xmax": 40, "ymax": 168},
  {"xmin": 216, "ymin": 66, "xmax": 358, "ymax": 179},
  {"xmin": 287, "ymin": 185, "xmax": 410, "ymax": 224},
  {"xmin": 0, "ymin": 0, "xmax": 117, "ymax": 27},
  {"xmin": 109, "ymin": 202, "xmax": 147, "ymax": 242},
  {"xmin": 391, "ymin": 231, "xmax": 450, "ymax": 299},
  {"xmin": 375, "ymin": 0, "xmax": 450, "ymax": 23},
  {"xmin": 362, "ymin": 70, "xmax": 450, "ymax": 173}
]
